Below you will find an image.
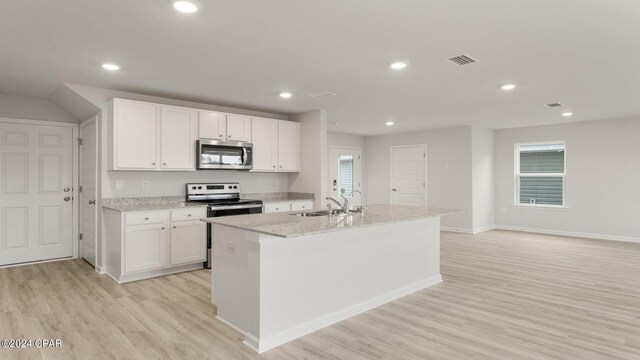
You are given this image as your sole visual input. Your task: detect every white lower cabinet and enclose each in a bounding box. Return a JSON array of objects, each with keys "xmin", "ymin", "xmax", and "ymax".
[
  {"xmin": 171, "ymin": 220, "xmax": 206, "ymax": 265},
  {"xmin": 105, "ymin": 207, "xmax": 207, "ymax": 283},
  {"xmin": 264, "ymin": 200, "xmax": 314, "ymax": 213},
  {"xmin": 125, "ymin": 223, "xmax": 169, "ymax": 273}
]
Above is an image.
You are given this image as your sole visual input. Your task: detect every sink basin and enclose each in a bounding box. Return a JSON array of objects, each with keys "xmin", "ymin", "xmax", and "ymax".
[{"xmin": 292, "ymin": 209, "xmax": 356, "ymax": 217}]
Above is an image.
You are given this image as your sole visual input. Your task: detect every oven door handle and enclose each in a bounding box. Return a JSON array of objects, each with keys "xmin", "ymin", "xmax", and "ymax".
[{"xmin": 209, "ymin": 203, "xmax": 263, "ymax": 211}]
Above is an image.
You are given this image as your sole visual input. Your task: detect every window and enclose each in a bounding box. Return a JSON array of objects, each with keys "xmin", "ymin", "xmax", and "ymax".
[
  {"xmin": 338, "ymin": 155, "xmax": 354, "ymax": 195},
  {"xmin": 515, "ymin": 142, "xmax": 566, "ymax": 206}
]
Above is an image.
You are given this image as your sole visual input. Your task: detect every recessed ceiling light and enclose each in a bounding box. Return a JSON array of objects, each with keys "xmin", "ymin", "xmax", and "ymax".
[
  {"xmin": 172, "ymin": 0, "xmax": 201, "ymax": 13},
  {"xmin": 389, "ymin": 61, "xmax": 408, "ymax": 70},
  {"xmin": 501, "ymin": 84, "xmax": 517, "ymax": 91},
  {"xmin": 279, "ymin": 92, "xmax": 292, "ymax": 99},
  {"xmin": 385, "ymin": 121, "xmax": 395, "ymax": 126},
  {"xmin": 101, "ymin": 63, "xmax": 120, "ymax": 71},
  {"xmin": 561, "ymin": 112, "xmax": 573, "ymax": 117}
]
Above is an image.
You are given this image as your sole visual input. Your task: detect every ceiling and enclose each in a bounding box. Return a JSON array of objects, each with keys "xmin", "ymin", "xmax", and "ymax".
[{"xmin": 1, "ymin": 0, "xmax": 639, "ymax": 135}]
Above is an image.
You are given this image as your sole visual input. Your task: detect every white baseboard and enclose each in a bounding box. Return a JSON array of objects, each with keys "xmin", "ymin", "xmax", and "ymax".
[
  {"xmin": 494, "ymin": 225, "xmax": 640, "ymax": 244},
  {"xmin": 472, "ymin": 225, "xmax": 496, "ymax": 234},
  {"xmin": 248, "ymin": 274, "xmax": 443, "ymax": 353},
  {"xmin": 95, "ymin": 265, "xmax": 107, "ymax": 274},
  {"xmin": 440, "ymin": 227, "xmax": 474, "ymax": 234},
  {"xmin": 113, "ymin": 263, "xmax": 204, "ymax": 284}
]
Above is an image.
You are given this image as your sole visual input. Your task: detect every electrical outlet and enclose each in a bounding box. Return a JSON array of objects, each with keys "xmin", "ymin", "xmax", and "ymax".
[
  {"xmin": 142, "ymin": 181, "xmax": 150, "ymax": 190},
  {"xmin": 115, "ymin": 180, "xmax": 124, "ymax": 190},
  {"xmin": 274, "ymin": 179, "xmax": 280, "ymax": 186}
]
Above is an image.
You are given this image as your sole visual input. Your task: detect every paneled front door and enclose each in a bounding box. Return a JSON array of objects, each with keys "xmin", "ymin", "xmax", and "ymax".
[{"xmin": 0, "ymin": 122, "xmax": 74, "ymax": 266}]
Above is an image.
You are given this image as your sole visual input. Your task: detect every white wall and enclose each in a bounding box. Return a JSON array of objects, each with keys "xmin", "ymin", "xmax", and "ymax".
[
  {"xmin": 288, "ymin": 110, "xmax": 328, "ymax": 206},
  {"xmin": 327, "ymin": 132, "xmax": 365, "ymax": 149},
  {"xmin": 0, "ymin": 92, "xmax": 77, "ymax": 123},
  {"xmin": 471, "ymin": 127, "xmax": 494, "ymax": 232},
  {"xmin": 494, "ymin": 118, "xmax": 640, "ymax": 240},
  {"xmin": 364, "ymin": 127, "xmax": 473, "ymax": 231}
]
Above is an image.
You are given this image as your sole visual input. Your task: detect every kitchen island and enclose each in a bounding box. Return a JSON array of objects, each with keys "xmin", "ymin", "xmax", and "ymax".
[{"xmin": 203, "ymin": 204, "xmax": 457, "ymax": 353}]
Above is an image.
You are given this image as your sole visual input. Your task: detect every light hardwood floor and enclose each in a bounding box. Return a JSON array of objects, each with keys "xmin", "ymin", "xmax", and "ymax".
[{"xmin": 1, "ymin": 230, "xmax": 640, "ymax": 360}]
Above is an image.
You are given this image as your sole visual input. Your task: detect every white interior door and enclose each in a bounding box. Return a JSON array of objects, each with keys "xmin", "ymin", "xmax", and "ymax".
[
  {"xmin": 390, "ymin": 145, "xmax": 426, "ymax": 206},
  {"xmin": 80, "ymin": 118, "xmax": 97, "ymax": 266},
  {"xmin": 329, "ymin": 147, "xmax": 362, "ymax": 206},
  {"xmin": 0, "ymin": 122, "xmax": 74, "ymax": 266}
]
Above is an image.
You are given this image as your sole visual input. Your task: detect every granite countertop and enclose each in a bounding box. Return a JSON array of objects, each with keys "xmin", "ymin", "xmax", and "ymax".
[
  {"xmin": 241, "ymin": 192, "xmax": 314, "ymax": 204},
  {"xmin": 102, "ymin": 196, "xmax": 207, "ymax": 212},
  {"xmin": 202, "ymin": 204, "xmax": 459, "ymax": 238}
]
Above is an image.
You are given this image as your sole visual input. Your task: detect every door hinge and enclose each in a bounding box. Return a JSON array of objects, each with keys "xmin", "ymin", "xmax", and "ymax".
[
  {"xmin": 79, "ymin": 186, "xmax": 83, "ymax": 193},
  {"xmin": 424, "ymin": 153, "xmax": 426, "ymax": 158},
  {"xmin": 79, "ymin": 233, "xmax": 83, "ymax": 240},
  {"xmin": 78, "ymin": 138, "xmax": 83, "ymax": 145}
]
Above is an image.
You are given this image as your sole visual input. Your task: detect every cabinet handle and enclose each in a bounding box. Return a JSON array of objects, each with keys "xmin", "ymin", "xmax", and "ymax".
[
  {"xmin": 161, "ymin": 227, "xmax": 165, "ymax": 230},
  {"xmin": 227, "ymin": 135, "xmax": 231, "ymax": 138},
  {"xmin": 145, "ymin": 217, "xmax": 149, "ymax": 220},
  {"xmin": 273, "ymin": 165, "xmax": 276, "ymax": 168},
  {"xmin": 188, "ymin": 214, "xmax": 192, "ymax": 217},
  {"xmin": 152, "ymin": 162, "xmax": 156, "ymax": 166},
  {"xmin": 163, "ymin": 163, "xmax": 166, "ymax": 166},
  {"xmin": 173, "ymin": 226, "xmax": 176, "ymax": 229},
  {"xmin": 219, "ymin": 134, "xmax": 223, "ymax": 138}
]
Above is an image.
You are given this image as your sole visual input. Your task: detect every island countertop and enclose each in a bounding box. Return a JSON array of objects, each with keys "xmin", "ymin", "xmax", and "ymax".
[{"xmin": 202, "ymin": 204, "xmax": 459, "ymax": 238}]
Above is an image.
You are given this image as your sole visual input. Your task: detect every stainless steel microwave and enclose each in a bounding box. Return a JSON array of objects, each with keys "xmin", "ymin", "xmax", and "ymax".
[{"xmin": 197, "ymin": 139, "xmax": 253, "ymax": 170}]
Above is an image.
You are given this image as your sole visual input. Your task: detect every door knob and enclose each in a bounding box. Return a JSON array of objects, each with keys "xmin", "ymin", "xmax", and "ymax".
[
  {"xmin": 63, "ymin": 187, "xmax": 71, "ymax": 192},
  {"xmin": 88, "ymin": 200, "xmax": 95, "ymax": 205},
  {"xmin": 64, "ymin": 197, "xmax": 71, "ymax": 201}
]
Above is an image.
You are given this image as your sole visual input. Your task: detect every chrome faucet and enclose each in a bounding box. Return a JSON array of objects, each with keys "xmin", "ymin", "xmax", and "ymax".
[
  {"xmin": 326, "ymin": 197, "xmax": 344, "ymax": 211},
  {"xmin": 349, "ymin": 190, "xmax": 364, "ymax": 211}
]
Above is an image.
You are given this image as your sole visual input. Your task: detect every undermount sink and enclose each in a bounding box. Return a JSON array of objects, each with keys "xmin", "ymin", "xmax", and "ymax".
[
  {"xmin": 292, "ymin": 209, "xmax": 362, "ymax": 217},
  {"xmin": 293, "ymin": 210, "xmax": 332, "ymax": 217}
]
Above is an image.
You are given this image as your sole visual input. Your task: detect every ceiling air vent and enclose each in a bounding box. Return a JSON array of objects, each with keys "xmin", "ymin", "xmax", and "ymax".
[
  {"xmin": 308, "ymin": 92, "xmax": 337, "ymax": 98},
  {"xmin": 545, "ymin": 103, "xmax": 563, "ymax": 108},
  {"xmin": 447, "ymin": 54, "xmax": 477, "ymax": 66}
]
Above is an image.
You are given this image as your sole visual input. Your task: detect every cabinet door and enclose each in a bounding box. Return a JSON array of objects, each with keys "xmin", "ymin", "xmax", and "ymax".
[
  {"xmin": 125, "ymin": 223, "xmax": 169, "ymax": 273},
  {"xmin": 170, "ymin": 220, "xmax": 206, "ymax": 265},
  {"xmin": 277, "ymin": 121, "xmax": 301, "ymax": 172},
  {"xmin": 199, "ymin": 111, "xmax": 226, "ymax": 140},
  {"xmin": 226, "ymin": 114, "xmax": 252, "ymax": 142},
  {"xmin": 264, "ymin": 202, "xmax": 291, "ymax": 213},
  {"xmin": 251, "ymin": 117, "xmax": 278, "ymax": 172},
  {"xmin": 115, "ymin": 99, "xmax": 158, "ymax": 169},
  {"xmin": 291, "ymin": 200, "xmax": 314, "ymax": 211},
  {"xmin": 161, "ymin": 106, "xmax": 197, "ymax": 170}
]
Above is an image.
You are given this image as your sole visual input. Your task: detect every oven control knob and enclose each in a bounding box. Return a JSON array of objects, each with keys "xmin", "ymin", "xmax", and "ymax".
[
  {"xmin": 228, "ymin": 186, "xmax": 232, "ymax": 189},
  {"xmin": 233, "ymin": 186, "xmax": 238, "ymax": 189},
  {"xmin": 198, "ymin": 186, "xmax": 202, "ymax": 190},
  {"xmin": 192, "ymin": 186, "xmax": 196, "ymax": 190}
]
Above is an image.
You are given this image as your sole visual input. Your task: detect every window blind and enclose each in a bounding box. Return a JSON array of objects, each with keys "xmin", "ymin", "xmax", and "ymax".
[{"xmin": 517, "ymin": 144, "xmax": 565, "ymax": 206}]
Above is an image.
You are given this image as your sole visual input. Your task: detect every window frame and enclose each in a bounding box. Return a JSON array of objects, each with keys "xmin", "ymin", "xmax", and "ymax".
[{"xmin": 513, "ymin": 141, "xmax": 567, "ymax": 209}]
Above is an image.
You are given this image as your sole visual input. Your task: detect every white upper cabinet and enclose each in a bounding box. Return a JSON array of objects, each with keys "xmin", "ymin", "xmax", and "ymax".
[
  {"xmin": 277, "ymin": 121, "xmax": 301, "ymax": 172},
  {"xmin": 251, "ymin": 117, "xmax": 278, "ymax": 171},
  {"xmin": 161, "ymin": 106, "xmax": 197, "ymax": 170},
  {"xmin": 199, "ymin": 112, "xmax": 251, "ymax": 142},
  {"xmin": 198, "ymin": 111, "xmax": 226, "ymax": 140},
  {"xmin": 112, "ymin": 99, "xmax": 158, "ymax": 170},
  {"xmin": 226, "ymin": 114, "xmax": 252, "ymax": 142},
  {"xmin": 109, "ymin": 98, "xmax": 196, "ymax": 171}
]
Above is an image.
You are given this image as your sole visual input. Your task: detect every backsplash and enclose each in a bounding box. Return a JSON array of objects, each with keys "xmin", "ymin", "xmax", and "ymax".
[{"xmin": 104, "ymin": 171, "xmax": 289, "ymax": 198}]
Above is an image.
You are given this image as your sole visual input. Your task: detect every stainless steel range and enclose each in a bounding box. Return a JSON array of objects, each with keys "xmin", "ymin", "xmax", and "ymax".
[{"xmin": 186, "ymin": 183, "xmax": 263, "ymax": 268}]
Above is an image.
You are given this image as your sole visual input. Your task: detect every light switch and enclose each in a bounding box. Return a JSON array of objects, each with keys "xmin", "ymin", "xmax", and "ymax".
[
  {"xmin": 142, "ymin": 181, "xmax": 150, "ymax": 190},
  {"xmin": 115, "ymin": 180, "xmax": 124, "ymax": 190}
]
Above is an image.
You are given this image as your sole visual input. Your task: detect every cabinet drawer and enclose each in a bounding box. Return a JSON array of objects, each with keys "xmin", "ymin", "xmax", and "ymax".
[
  {"xmin": 264, "ymin": 202, "xmax": 290, "ymax": 213},
  {"xmin": 126, "ymin": 211, "xmax": 170, "ymax": 226},
  {"xmin": 171, "ymin": 208, "xmax": 207, "ymax": 222},
  {"xmin": 291, "ymin": 200, "xmax": 314, "ymax": 211}
]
